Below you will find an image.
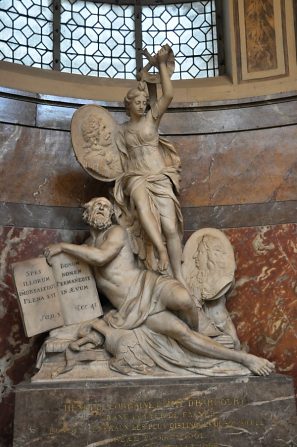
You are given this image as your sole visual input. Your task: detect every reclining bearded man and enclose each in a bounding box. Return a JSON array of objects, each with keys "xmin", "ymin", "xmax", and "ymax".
[{"xmin": 45, "ymin": 197, "xmax": 274, "ymax": 377}]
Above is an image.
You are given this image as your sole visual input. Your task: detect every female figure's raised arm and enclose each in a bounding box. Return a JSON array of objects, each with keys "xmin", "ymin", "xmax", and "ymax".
[{"xmin": 154, "ymin": 45, "xmax": 174, "ymax": 123}]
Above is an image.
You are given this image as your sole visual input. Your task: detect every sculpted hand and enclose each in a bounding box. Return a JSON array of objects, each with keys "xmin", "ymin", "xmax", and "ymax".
[
  {"xmin": 142, "ymin": 48, "xmax": 158, "ymax": 68},
  {"xmin": 157, "ymin": 44, "xmax": 171, "ymax": 65},
  {"xmin": 44, "ymin": 243, "xmax": 64, "ymax": 265}
]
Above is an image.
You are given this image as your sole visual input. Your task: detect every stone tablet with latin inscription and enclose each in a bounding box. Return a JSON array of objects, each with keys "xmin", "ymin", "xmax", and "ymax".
[
  {"xmin": 13, "ymin": 254, "xmax": 102, "ymax": 337},
  {"xmin": 13, "ymin": 257, "xmax": 64, "ymax": 337},
  {"xmin": 50, "ymin": 252, "xmax": 102, "ymax": 325}
]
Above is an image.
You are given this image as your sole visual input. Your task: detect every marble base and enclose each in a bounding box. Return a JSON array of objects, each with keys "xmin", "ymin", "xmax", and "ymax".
[{"xmin": 14, "ymin": 375, "xmax": 297, "ymax": 447}]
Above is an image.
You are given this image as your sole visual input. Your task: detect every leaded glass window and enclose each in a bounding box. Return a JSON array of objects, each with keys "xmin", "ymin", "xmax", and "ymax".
[
  {"xmin": 60, "ymin": 1, "xmax": 136, "ymax": 78},
  {"xmin": 0, "ymin": 0, "xmax": 223, "ymax": 79},
  {"xmin": 0, "ymin": 0, "xmax": 53, "ymax": 69}
]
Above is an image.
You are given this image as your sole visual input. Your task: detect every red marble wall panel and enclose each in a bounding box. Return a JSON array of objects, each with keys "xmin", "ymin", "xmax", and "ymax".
[
  {"xmin": 225, "ymin": 223, "xmax": 297, "ymax": 376},
  {"xmin": 0, "ymin": 227, "xmax": 86, "ymax": 447}
]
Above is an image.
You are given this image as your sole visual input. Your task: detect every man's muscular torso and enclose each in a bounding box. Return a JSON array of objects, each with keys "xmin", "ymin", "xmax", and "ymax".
[{"xmin": 87, "ymin": 225, "xmax": 140, "ymax": 310}]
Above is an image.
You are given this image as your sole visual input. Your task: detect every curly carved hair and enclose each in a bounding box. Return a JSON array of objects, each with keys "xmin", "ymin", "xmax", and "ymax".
[{"xmin": 81, "ymin": 114, "xmax": 103, "ymax": 142}]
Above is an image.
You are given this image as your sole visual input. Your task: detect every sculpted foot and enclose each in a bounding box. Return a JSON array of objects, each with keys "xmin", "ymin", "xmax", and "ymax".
[{"xmin": 242, "ymin": 354, "xmax": 275, "ymax": 376}]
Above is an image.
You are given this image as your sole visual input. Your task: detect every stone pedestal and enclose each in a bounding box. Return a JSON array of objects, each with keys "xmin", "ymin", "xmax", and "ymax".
[{"xmin": 14, "ymin": 375, "xmax": 296, "ymax": 447}]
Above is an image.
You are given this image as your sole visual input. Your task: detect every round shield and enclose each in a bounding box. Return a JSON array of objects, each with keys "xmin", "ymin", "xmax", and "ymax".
[{"xmin": 71, "ymin": 105, "xmax": 123, "ymax": 182}]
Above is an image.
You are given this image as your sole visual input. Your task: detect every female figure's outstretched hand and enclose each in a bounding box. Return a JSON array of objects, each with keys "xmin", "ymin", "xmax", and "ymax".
[{"xmin": 157, "ymin": 44, "xmax": 171, "ymax": 66}]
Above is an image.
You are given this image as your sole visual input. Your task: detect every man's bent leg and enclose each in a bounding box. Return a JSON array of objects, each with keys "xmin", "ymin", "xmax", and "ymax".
[
  {"xmin": 158, "ymin": 282, "xmax": 199, "ymax": 330},
  {"xmin": 145, "ymin": 311, "xmax": 274, "ymax": 376},
  {"xmin": 159, "ymin": 282, "xmax": 220, "ymax": 336}
]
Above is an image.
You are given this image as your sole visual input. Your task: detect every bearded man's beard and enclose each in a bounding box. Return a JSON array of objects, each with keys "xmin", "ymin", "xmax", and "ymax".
[{"xmin": 85, "ymin": 213, "xmax": 112, "ymax": 230}]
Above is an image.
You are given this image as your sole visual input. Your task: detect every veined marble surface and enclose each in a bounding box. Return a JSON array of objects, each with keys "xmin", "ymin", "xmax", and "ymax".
[{"xmin": 225, "ymin": 223, "xmax": 297, "ymax": 375}]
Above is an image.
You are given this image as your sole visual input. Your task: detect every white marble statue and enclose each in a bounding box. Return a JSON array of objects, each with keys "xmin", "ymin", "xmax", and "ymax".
[
  {"xmin": 42, "ymin": 197, "xmax": 274, "ymax": 378},
  {"xmin": 30, "ymin": 45, "xmax": 276, "ymax": 380}
]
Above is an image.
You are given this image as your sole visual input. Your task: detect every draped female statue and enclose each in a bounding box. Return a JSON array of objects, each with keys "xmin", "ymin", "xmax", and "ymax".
[{"xmin": 72, "ymin": 45, "xmax": 185, "ymax": 285}]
